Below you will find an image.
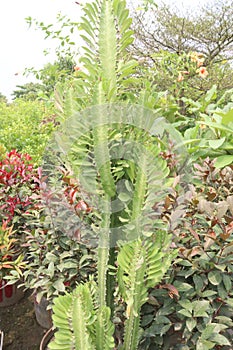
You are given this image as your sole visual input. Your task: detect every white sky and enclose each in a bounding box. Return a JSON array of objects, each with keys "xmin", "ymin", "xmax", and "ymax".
[
  {"xmin": 0, "ymin": 0, "xmax": 209, "ymax": 101},
  {"xmin": 0, "ymin": 0, "xmax": 81, "ymax": 100}
]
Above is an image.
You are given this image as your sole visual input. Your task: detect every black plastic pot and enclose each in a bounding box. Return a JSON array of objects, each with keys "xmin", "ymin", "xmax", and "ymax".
[{"xmin": 34, "ymin": 295, "xmax": 53, "ymax": 329}]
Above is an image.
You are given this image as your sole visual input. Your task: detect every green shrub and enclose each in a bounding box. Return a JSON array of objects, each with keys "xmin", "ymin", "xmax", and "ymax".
[
  {"xmin": 0, "ymin": 150, "xmax": 41, "ymax": 282},
  {"xmin": 139, "ymin": 158, "xmax": 233, "ymax": 349},
  {"xmin": 0, "ymin": 99, "xmax": 56, "ymax": 164}
]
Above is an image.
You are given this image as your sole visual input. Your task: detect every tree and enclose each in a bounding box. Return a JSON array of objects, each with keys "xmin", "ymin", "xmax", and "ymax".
[
  {"xmin": 130, "ymin": 0, "xmax": 233, "ymax": 95},
  {"xmin": 12, "ymin": 82, "xmax": 45, "ymax": 101},
  {"xmin": 0, "ymin": 92, "xmax": 7, "ymax": 103},
  {"xmin": 15, "ymin": 56, "xmax": 75, "ymax": 101},
  {"xmin": 131, "ymin": 0, "xmax": 233, "ymax": 62},
  {"xmin": 36, "ymin": 56, "xmax": 75, "ymax": 96}
]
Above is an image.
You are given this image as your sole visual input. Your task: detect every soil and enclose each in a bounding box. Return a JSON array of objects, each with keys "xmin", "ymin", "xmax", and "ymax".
[{"xmin": 0, "ymin": 289, "xmax": 47, "ymax": 350}]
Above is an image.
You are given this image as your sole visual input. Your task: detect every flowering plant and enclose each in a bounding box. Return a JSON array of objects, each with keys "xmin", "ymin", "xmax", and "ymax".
[{"xmin": 177, "ymin": 51, "xmax": 208, "ymax": 82}]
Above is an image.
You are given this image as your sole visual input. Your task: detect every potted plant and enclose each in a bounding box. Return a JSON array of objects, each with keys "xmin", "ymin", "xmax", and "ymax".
[
  {"xmin": 0, "ymin": 222, "xmax": 25, "ymax": 307},
  {"xmin": 0, "ymin": 149, "xmax": 96, "ymax": 326},
  {"xmin": 18, "ymin": 168, "xmax": 96, "ymax": 328},
  {"xmin": 0, "ymin": 150, "xmax": 43, "ymax": 304},
  {"xmin": 0, "ymin": 149, "xmax": 41, "ymax": 243}
]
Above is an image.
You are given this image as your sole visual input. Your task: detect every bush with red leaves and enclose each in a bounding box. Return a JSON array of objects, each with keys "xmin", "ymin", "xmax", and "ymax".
[{"xmin": 0, "ymin": 150, "xmax": 40, "ymax": 228}]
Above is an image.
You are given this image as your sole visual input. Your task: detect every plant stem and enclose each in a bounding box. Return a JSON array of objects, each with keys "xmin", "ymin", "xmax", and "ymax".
[
  {"xmin": 106, "ymin": 246, "xmax": 116, "ymax": 315},
  {"xmin": 98, "ymin": 195, "xmax": 111, "ymax": 308}
]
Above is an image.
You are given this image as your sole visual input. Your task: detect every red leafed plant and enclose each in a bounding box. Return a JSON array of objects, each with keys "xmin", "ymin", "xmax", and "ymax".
[
  {"xmin": 0, "ymin": 150, "xmax": 39, "ymax": 282},
  {"xmin": 61, "ymin": 168, "xmax": 92, "ymax": 217},
  {"xmin": 0, "ymin": 150, "xmax": 40, "ymax": 228}
]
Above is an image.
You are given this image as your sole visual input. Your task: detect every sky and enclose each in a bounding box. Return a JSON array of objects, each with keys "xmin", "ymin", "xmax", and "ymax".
[
  {"xmin": 0, "ymin": 0, "xmax": 81, "ymax": 101},
  {"xmin": 0, "ymin": 0, "xmax": 207, "ymax": 101}
]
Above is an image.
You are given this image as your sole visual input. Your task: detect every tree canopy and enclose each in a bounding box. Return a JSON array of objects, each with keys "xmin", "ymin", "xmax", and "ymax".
[
  {"xmin": 129, "ymin": 0, "xmax": 233, "ymax": 96},
  {"xmin": 131, "ymin": 0, "xmax": 233, "ymax": 63},
  {"xmin": 12, "ymin": 56, "xmax": 75, "ymax": 101},
  {"xmin": 0, "ymin": 92, "xmax": 7, "ymax": 103}
]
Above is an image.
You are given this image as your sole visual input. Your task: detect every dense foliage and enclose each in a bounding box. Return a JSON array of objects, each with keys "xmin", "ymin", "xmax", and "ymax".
[
  {"xmin": 0, "ymin": 150, "xmax": 40, "ymax": 227},
  {"xmin": 140, "ymin": 159, "xmax": 233, "ymax": 349},
  {"xmin": 130, "ymin": 0, "xmax": 233, "ymax": 96},
  {"xmin": 0, "ymin": 99, "xmax": 56, "ymax": 163},
  {"xmin": 0, "ymin": 150, "xmax": 40, "ymax": 279}
]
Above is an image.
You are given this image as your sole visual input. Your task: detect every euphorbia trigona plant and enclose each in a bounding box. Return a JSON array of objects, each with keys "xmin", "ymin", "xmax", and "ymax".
[{"xmin": 44, "ymin": 1, "xmax": 188, "ymax": 349}]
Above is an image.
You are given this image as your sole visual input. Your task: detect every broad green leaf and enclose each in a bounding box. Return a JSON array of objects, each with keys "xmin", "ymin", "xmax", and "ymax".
[
  {"xmin": 193, "ymin": 275, "xmax": 204, "ymax": 292},
  {"xmin": 60, "ymin": 252, "xmax": 73, "ymax": 259},
  {"xmin": 173, "ymin": 281, "xmax": 193, "ymax": 292},
  {"xmin": 205, "ymin": 85, "xmax": 217, "ymax": 103},
  {"xmin": 225, "ymin": 298, "xmax": 233, "ymax": 307},
  {"xmin": 46, "ymin": 252, "xmax": 57, "ymax": 262},
  {"xmin": 53, "ymin": 279, "xmax": 66, "ymax": 292},
  {"xmin": 155, "ymin": 315, "xmax": 171, "ymax": 324},
  {"xmin": 178, "ymin": 299, "xmax": 193, "ymax": 310},
  {"xmin": 58, "ymin": 261, "xmax": 77, "ymax": 270},
  {"xmin": 192, "ymin": 300, "xmax": 209, "ymax": 317},
  {"xmin": 222, "ymin": 141, "xmax": 233, "ymax": 150},
  {"xmin": 157, "ymin": 305, "xmax": 175, "ymax": 316},
  {"xmin": 178, "ymin": 309, "xmax": 192, "ymax": 317},
  {"xmin": 209, "ymin": 333, "xmax": 231, "ymax": 346},
  {"xmin": 201, "ymin": 290, "xmax": 217, "ymax": 297},
  {"xmin": 183, "ymin": 125, "xmax": 199, "ymax": 140},
  {"xmin": 214, "ymin": 264, "xmax": 227, "ymax": 272},
  {"xmin": 141, "ymin": 314, "xmax": 154, "ymax": 327},
  {"xmin": 208, "ymin": 271, "xmax": 222, "ymax": 285},
  {"xmin": 215, "ymin": 315, "xmax": 233, "ymax": 326},
  {"xmin": 118, "ymin": 192, "xmax": 131, "ymax": 202},
  {"xmin": 197, "ymin": 121, "xmax": 233, "ymax": 133},
  {"xmin": 217, "ymin": 282, "xmax": 228, "ymax": 300},
  {"xmin": 208, "ymin": 137, "xmax": 225, "ymax": 149},
  {"xmin": 222, "ymin": 274, "xmax": 232, "ymax": 292},
  {"xmin": 214, "ymin": 155, "xmax": 233, "ymax": 168},
  {"xmin": 201, "ymin": 323, "xmax": 227, "ymax": 340},
  {"xmin": 196, "ymin": 339, "xmax": 215, "ymax": 350},
  {"xmin": 160, "ymin": 324, "xmax": 172, "ymax": 336},
  {"xmin": 186, "ymin": 318, "xmax": 197, "ymax": 332},
  {"xmin": 215, "ymin": 108, "xmax": 233, "ymax": 125}
]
